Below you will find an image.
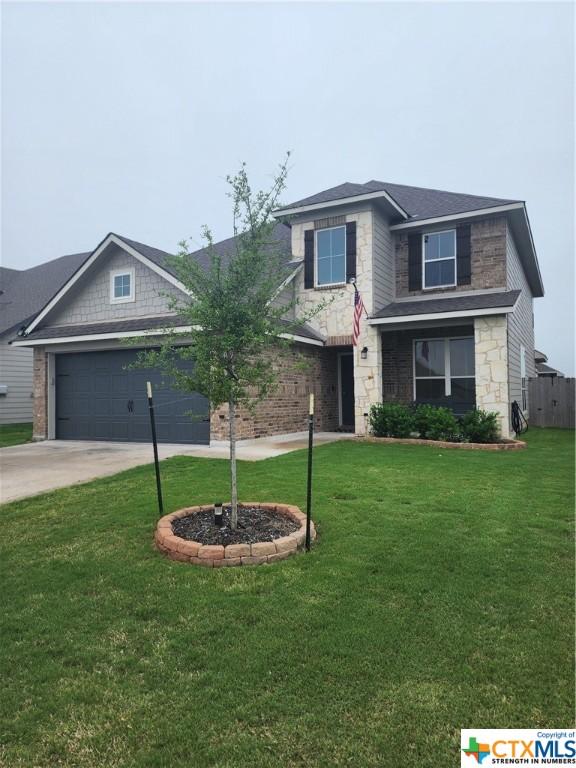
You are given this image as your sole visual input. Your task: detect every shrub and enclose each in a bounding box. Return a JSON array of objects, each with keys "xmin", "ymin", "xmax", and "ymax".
[
  {"xmin": 369, "ymin": 403, "xmax": 415, "ymax": 438},
  {"xmin": 460, "ymin": 409, "xmax": 500, "ymax": 443},
  {"xmin": 413, "ymin": 404, "xmax": 462, "ymax": 442}
]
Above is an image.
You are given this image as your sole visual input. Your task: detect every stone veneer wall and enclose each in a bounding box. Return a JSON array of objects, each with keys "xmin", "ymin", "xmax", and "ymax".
[
  {"xmin": 290, "ymin": 207, "xmax": 382, "ymax": 434},
  {"xmin": 474, "ymin": 316, "xmax": 510, "ymax": 439},
  {"xmin": 395, "ymin": 216, "xmax": 507, "ymax": 298},
  {"xmin": 32, "ymin": 347, "xmax": 48, "ymax": 440},
  {"xmin": 381, "ymin": 320, "xmax": 511, "ymax": 438},
  {"xmin": 210, "ymin": 344, "xmax": 339, "ymax": 440},
  {"xmin": 291, "ymin": 208, "xmax": 374, "ymax": 339}
]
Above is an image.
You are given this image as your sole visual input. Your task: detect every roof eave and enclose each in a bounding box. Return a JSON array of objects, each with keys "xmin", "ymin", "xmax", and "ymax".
[
  {"xmin": 273, "ymin": 190, "xmax": 409, "ymax": 221},
  {"xmin": 368, "ymin": 303, "xmax": 518, "ymax": 326},
  {"xmin": 508, "ymin": 205, "xmax": 544, "ymax": 298}
]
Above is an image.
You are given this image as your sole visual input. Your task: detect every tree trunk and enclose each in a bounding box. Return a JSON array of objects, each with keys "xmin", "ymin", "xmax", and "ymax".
[{"xmin": 229, "ymin": 396, "xmax": 238, "ymax": 529}]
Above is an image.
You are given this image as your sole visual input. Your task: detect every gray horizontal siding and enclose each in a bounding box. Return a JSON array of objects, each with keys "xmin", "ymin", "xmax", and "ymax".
[
  {"xmin": 43, "ymin": 244, "xmax": 186, "ymax": 329},
  {"xmin": 0, "ymin": 341, "xmax": 33, "ymax": 423},
  {"xmin": 372, "ymin": 208, "xmax": 395, "ymax": 310},
  {"xmin": 506, "ymin": 223, "xmax": 535, "ymax": 413}
]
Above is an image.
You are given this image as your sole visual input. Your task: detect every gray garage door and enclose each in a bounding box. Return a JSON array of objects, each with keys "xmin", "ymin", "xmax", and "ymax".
[{"xmin": 56, "ymin": 349, "xmax": 210, "ymax": 444}]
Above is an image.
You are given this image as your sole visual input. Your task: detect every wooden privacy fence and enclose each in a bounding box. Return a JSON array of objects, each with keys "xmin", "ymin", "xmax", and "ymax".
[{"xmin": 528, "ymin": 377, "xmax": 575, "ymax": 428}]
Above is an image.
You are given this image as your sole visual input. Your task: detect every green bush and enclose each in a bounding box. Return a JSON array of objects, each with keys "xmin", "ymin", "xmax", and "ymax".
[
  {"xmin": 369, "ymin": 403, "xmax": 415, "ymax": 438},
  {"xmin": 413, "ymin": 404, "xmax": 462, "ymax": 442},
  {"xmin": 460, "ymin": 409, "xmax": 500, "ymax": 443}
]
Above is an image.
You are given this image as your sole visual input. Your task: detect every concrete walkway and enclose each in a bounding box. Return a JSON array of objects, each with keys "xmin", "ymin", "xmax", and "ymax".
[{"xmin": 0, "ymin": 432, "xmax": 356, "ymax": 504}]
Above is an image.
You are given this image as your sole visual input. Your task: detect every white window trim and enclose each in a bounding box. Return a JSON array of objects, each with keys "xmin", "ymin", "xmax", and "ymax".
[
  {"xmin": 110, "ymin": 268, "xmax": 135, "ymax": 304},
  {"xmin": 520, "ymin": 343, "xmax": 527, "ymax": 411},
  {"xmin": 422, "ymin": 229, "xmax": 457, "ymax": 290},
  {"xmin": 412, "ymin": 335, "xmax": 475, "ymax": 399},
  {"xmin": 314, "ymin": 225, "xmax": 347, "ymax": 288}
]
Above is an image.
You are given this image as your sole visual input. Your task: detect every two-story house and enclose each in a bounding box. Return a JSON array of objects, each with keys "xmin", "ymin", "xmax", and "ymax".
[{"xmin": 13, "ymin": 180, "xmax": 543, "ymax": 442}]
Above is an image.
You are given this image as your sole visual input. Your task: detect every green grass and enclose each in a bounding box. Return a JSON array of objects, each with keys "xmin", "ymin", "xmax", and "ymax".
[
  {"xmin": 0, "ymin": 422, "xmax": 33, "ymax": 448},
  {"xmin": 0, "ymin": 429, "xmax": 573, "ymax": 767}
]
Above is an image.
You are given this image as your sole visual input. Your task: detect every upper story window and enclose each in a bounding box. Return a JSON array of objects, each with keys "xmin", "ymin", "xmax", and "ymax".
[
  {"xmin": 110, "ymin": 268, "xmax": 135, "ymax": 304},
  {"xmin": 423, "ymin": 230, "xmax": 456, "ymax": 289},
  {"xmin": 315, "ymin": 226, "xmax": 346, "ymax": 286}
]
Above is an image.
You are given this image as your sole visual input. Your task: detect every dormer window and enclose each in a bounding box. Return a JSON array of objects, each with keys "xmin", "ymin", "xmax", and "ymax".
[
  {"xmin": 315, "ymin": 226, "xmax": 346, "ymax": 287},
  {"xmin": 423, "ymin": 230, "xmax": 456, "ymax": 289},
  {"xmin": 110, "ymin": 268, "xmax": 135, "ymax": 304}
]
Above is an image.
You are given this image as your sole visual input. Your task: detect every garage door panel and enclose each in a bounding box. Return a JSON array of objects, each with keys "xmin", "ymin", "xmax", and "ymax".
[
  {"xmin": 56, "ymin": 349, "xmax": 209, "ymax": 444},
  {"xmin": 94, "ymin": 421, "xmax": 130, "ymax": 441}
]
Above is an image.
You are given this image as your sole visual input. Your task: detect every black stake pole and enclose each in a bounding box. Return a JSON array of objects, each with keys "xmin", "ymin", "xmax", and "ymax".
[
  {"xmin": 147, "ymin": 381, "xmax": 164, "ymax": 516},
  {"xmin": 305, "ymin": 393, "xmax": 314, "ymax": 552}
]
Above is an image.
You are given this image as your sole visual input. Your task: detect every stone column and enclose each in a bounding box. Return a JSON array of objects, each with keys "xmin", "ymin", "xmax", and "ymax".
[
  {"xmin": 474, "ymin": 316, "xmax": 511, "ymax": 439},
  {"xmin": 33, "ymin": 346, "xmax": 48, "ymax": 441},
  {"xmin": 353, "ymin": 324, "xmax": 382, "ymax": 435}
]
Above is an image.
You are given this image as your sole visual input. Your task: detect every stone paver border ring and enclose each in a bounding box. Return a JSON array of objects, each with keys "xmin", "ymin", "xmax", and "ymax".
[{"xmin": 154, "ymin": 503, "xmax": 315, "ymax": 567}]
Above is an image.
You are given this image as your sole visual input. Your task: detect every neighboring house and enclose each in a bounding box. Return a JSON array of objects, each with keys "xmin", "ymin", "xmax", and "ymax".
[
  {"xmin": 534, "ymin": 349, "xmax": 565, "ymax": 378},
  {"xmin": 0, "ymin": 252, "xmax": 89, "ymax": 424},
  {"xmin": 12, "ymin": 180, "xmax": 543, "ymax": 443}
]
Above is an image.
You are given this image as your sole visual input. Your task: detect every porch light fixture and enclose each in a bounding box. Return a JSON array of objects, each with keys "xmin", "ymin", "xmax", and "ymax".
[{"xmin": 361, "ymin": 346, "xmax": 368, "ymax": 360}]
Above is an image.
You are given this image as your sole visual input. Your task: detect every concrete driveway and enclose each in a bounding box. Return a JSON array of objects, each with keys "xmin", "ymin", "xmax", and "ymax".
[{"xmin": 0, "ymin": 432, "xmax": 355, "ymax": 504}]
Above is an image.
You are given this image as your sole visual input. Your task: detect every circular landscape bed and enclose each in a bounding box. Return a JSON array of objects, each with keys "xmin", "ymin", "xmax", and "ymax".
[{"xmin": 155, "ymin": 503, "xmax": 314, "ymax": 568}]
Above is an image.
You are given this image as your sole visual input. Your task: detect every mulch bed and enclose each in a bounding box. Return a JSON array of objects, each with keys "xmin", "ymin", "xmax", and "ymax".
[{"xmin": 171, "ymin": 505, "xmax": 299, "ymax": 546}]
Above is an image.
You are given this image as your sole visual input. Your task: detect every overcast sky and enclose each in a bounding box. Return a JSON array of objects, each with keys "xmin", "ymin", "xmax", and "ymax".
[{"xmin": 2, "ymin": 1, "xmax": 574, "ymax": 373}]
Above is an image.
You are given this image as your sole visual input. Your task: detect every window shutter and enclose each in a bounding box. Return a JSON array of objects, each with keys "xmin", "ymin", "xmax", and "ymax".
[
  {"xmin": 456, "ymin": 225, "xmax": 472, "ymax": 285},
  {"xmin": 345, "ymin": 221, "xmax": 357, "ymax": 282},
  {"xmin": 408, "ymin": 234, "xmax": 422, "ymax": 292},
  {"xmin": 304, "ymin": 229, "xmax": 314, "ymax": 288}
]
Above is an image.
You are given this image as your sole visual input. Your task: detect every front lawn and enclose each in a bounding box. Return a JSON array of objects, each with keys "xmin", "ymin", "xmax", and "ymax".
[
  {"xmin": 0, "ymin": 429, "xmax": 573, "ymax": 767},
  {"xmin": 0, "ymin": 422, "xmax": 32, "ymax": 448}
]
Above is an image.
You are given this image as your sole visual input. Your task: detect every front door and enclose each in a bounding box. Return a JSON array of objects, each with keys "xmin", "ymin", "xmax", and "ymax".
[{"xmin": 339, "ymin": 353, "xmax": 355, "ymax": 428}]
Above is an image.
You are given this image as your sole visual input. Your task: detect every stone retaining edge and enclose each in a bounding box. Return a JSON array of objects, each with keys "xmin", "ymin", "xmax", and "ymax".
[
  {"xmin": 155, "ymin": 503, "xmax": 314, "ymax": 568},
  {"xmin": 360, "ymin": 436, "xmax": 526, "ymax": 451}
]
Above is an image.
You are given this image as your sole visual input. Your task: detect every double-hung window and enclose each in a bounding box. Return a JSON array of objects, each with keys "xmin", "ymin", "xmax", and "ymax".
[
  {"xmin": 110, "ymin": 268, "xmax": 135, "ymax": 304},
  {"xmin": 414, "ymin": 336, "xmax": 475, "ymax": 405},
  {"xmin": 315, "ymin": 226, "xmax": 346, "ymax": 286},
  {"xmin": 423, "ymin": 230, "xmax": 456, "ymax": 289}
]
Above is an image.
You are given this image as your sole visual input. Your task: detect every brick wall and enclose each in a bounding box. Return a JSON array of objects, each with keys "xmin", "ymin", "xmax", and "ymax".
[
  {"xmin": 382, "ymin": 325, "xmax": 475, "ymax": 404},
  {"xmin": 210, "ymin": 344, "xmax": 339, "ymax": 440},
  {"xmin": 32, "ymin": 346, "xmax": 48, "ymax": 440},
  {"xmin": 395, "ymin": 216, "xmax": 507, "ymax": 298}
]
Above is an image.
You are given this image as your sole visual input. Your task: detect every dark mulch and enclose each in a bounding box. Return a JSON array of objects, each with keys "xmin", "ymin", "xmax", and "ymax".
[{"xmin": 171, "ymin": 505, "xmax": 299, "ymax": 546}]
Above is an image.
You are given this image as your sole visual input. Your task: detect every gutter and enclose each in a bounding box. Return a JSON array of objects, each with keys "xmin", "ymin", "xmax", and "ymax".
[{"xmin": 368, "ymin": 302, "xmax": 518, "ymax": 326}]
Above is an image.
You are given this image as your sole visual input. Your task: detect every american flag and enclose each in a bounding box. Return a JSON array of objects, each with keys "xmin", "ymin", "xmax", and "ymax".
[{"xmin": 352, "ymin": 288, "xmax": 366, "ymax": 347}]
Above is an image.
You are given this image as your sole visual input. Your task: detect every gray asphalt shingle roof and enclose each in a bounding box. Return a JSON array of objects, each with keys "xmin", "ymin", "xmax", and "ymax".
[
  {"xmin": 278, "ymin": 180, "xmax": 519, "ymax": 221},
  {"xmin": 536, "ymin": 362, "xmax": 564, "ymax": 376},
  {"xmin": 118, "ymin": 223, "xmax": 293, "ymax": 277},
  {"xmin": 0, "ymin": 251, "xmax": 90, "ymax": 338},
  {"xmin": 23, "ymin": 315, "xmax": 324, "ymax": 343},
  {"xmin": 372, "ymin": 290, "xmax": 521, "ymax": 320},
  {"xmin": 7, "ymin": 225, "xmax": 293, "ymax": 337}
]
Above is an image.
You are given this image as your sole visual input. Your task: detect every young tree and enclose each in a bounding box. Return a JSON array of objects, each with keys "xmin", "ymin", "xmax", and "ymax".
[{"xmin": 136, "ymin": 156, "xmax": 326, "ymax": 528}]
